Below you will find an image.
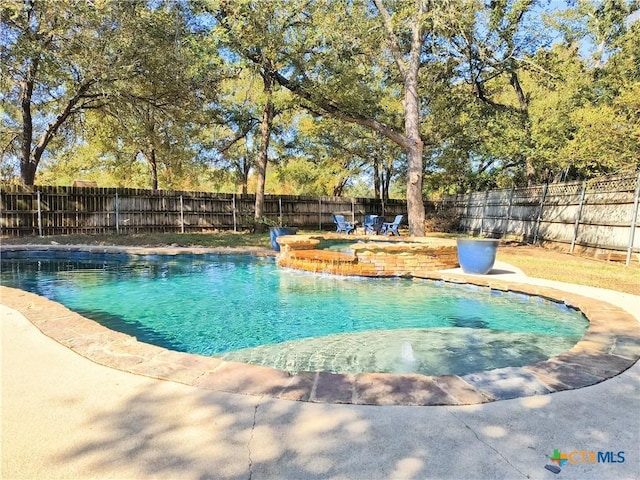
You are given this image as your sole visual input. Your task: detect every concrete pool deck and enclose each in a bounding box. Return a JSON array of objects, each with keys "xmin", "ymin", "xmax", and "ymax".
[{"xmin": 2, "ymin": 247, "xmax": 639, "ymax": 478}]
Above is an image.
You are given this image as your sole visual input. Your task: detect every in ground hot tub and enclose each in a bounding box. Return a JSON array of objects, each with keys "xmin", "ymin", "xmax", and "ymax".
[{"xmin": 276, "ymin": 234, "xmax": 459, "ymax": 276}]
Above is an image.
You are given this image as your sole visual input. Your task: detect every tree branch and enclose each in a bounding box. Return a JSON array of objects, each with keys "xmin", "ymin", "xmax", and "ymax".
[
  {"xmin": 218, "ymin": 119, "xmax": 259, "ymax": 154},
  {"xmin": 372, "ymin": 0, "xmax": 408, "ymax": 79},
  {"xmin": 32, "ymin": 80, "xmax": 96, "ymax": 161},
  {"xmin": 270, "ymin": 69, "xmax": 412, "ymax": 150}
]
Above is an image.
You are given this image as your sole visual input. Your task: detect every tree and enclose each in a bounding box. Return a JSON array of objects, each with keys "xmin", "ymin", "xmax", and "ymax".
[
  {"xmin": 1, "ymin": 0, "xmax": 127, "ymax": 184},
  {"xmin": 428, "ymin": 0, "xmax": 552, "ymax": 186},
  {"xmin": 4, "ymin": 0, "xmax": 636, "ymax": 197},
  {"xmin": 1, "ymin": 0, "xmax": 222, "ymax": 187},
  {"xmin": 211, "ymin": 0, "xmax": 295, "ymax": 229},
  {"xmin": 473, "ymin": 1, "xmax": 640, "ymax": 182},
  {"xmin": 561, "ymin": 19, "xmax": 640, "ymax": 176},
  {"xmin": 421, "ymin": 0, "xmax": 637, "ymax": 187},
  {"xmin": 284, "ymin": 114, "xmax": 403, "ymax": 198},
  {"xmin": 85, "ymin": 1, "xmax": 222, "ymax": 190},
  {"xmin": 218, "ymin": 0, "xmax": 430, "ymax": 235},
  {"xmin": 371, "ymin": 0, "xmax": 427, "ymax": 234}
]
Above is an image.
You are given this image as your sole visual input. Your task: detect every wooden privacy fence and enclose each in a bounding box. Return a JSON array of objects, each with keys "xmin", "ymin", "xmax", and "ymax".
[
  {"xmin": 441, "ymin": 173, "xmax": 640, "ymax": 265},
  {"xmin": 0, "ymin": 185, "xmax": 409, "ymax": 237}
]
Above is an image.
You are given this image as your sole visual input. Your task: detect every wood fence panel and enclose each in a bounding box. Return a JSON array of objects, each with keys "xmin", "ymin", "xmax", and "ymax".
[
  {"xmin": 0, "ymin": 185, "xmax": 38, "ymax": 235},
  {"xmin": 1, "ymin": 185, "xmax": 409, "ymax": 237},
  {"xmin": 6, "ymin": 174, "xmax": 636, "ymax": 260},
  {"xmin": 442, "ymin": 173, "xmax": 640, "ymax": 261}
]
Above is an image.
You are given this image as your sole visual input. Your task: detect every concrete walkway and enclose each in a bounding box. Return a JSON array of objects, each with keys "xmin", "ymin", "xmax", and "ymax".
[{"xmin": 2, "ymin": 265, "xmax": 639, "ymax": 479}]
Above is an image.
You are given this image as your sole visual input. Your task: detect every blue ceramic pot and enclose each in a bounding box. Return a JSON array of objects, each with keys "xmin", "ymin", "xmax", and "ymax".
[
  {"xmin": 269, "ymin": 227, "xmax": 298, "ymax": 252},
  {"xmin": 456, "ymin": 238, "xmax": 499, "ymax": 274}
]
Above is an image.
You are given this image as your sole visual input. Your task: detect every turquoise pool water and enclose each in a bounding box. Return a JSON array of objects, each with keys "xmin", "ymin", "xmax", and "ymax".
[{"xmin": 0, "ymin": 252, "xmax": 589, "ymax": 375}]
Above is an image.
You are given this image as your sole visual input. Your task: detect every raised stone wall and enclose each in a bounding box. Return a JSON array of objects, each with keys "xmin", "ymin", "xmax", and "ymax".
[{"xmin": 277, "ymin": 234, "xmax": 459, "ymax": 276}]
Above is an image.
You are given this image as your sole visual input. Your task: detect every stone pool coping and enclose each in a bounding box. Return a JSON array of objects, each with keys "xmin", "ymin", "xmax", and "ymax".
[{"xmin": 1, "ymin": 244, "xmax": 639, "ymax": 406}]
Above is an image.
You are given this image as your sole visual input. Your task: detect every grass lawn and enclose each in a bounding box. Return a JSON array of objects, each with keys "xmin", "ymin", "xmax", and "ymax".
[
  {"xmin": 497, "ymin": 244, "xmax": 640, "ymax": 296},
  {"xmin": 2, "ymin": 231, "xmax": 638, "ymax": 296},
  {"xmin": 1, "ymin": 231, "xmax": 274, "ymax": 249}
]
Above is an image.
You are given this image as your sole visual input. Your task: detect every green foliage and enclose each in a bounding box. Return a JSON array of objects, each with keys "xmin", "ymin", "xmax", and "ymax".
[
  {"xmin": 2, "ymin": 0, "xmax": 638, "ymax": 194},
  {"xmin": 422, "ymin": 0, "xmax": 639, "ymax": 188}
]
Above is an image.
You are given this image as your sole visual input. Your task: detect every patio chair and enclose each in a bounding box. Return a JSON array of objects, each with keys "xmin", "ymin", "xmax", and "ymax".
[
  {"xmin": 363, "ymin": 214, "xmax": 384, "ymax": 235},
  {"xmin": 332, "ymin": 214, "xmax": 356, "ymax": 234},
  {"xmin": 381, "ymin": 214, "xmax": 403, "ymax": 236}
]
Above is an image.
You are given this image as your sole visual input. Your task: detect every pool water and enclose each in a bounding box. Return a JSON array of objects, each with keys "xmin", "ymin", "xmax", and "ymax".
[{"xmin": 0, "ymin": 252, "xmax": 589, "ymax": 376}]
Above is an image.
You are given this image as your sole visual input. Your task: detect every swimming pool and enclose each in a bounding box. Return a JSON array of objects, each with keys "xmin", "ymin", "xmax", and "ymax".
[{"xmin": 0, "ymin": 251, "xmax": 589, "ymax": 376}]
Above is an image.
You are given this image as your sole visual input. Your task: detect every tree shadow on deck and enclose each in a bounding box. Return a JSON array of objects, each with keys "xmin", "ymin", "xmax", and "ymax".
[{"xmin": 51, "ymin": 360, "xmax": 640, "ymax": 480}]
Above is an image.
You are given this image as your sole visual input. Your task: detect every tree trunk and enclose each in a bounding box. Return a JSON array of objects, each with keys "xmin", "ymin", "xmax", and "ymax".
[
  {"xmin": 19, "ymin": 57, "xmax": 94, "ymax": 185},
  {"xmin": 403, "ymin": 68, "xmax": 425, "ymax": 234},
  {"xmin": 510, "ymin": 72, "xmax": 536, "ymax": 185},
  {"xmin": 254, "ymin": 68, "xmax": 274, "ymax": 231},
  {"xmin": 142, "ymin": 146, "xmax": 159, "ymax": 190},
  {"xmin": 510, "ymin": 72, "xmax": 528, "ymax": 112},
  {"xmin": 149, "ymin": 148, "xmax": 158, "ymax": 190},
  {"xmin": 373, "ymin": 0, "xmax": 425, "ymax": 236},
  {"xmin": 20, "ymin": 61, "xmax": 37, "ymax": 185},
  {"xmin": 21, "ymin": 162, "xmax": 37, "ymax": 186},
  {"xmin": 373, "ymin": 159, "xmax": 381, "ymax": 199},
  {"xmin": 241, "ymin": 159, "xmax": 249, "ymax": 194},
  {"xmin": 383, "ymin": 159, "xmax": 392, "ymax": 202},
  {"xmin": 405, "ymin": 143, "xmax": 425, "ymax": 235},
  {"xmin": 259, "ymin": 2, "xmax": 428, "ymax": 235},
  {"xmin": 399, "ymin": 6, "xmax": 425, "ymax": 236}
]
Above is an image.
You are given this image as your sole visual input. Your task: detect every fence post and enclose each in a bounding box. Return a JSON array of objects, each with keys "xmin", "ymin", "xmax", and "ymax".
[
  {"xmin": 533, "ymin": 183, "xmax": 548, "ymax": 244},
  {"xmin": 570, "ymin": 181, "xmax": 587, "ymax": 254},
  {"xmin": 505, "ymin": 188, "xmax": 514, "ymax": 238},
  {"xmin": 480, "ymin": 190, "xmax": 489, "ymax": 236},
  {"xmin": 351, "ymin": 198, "xmax": 355, "ymax": 223},
  {"xmin": 626, "ymin": 172, "xmax": 640, "ymax": 266},
  {"xmin": 180, "ymin": 195, "xmax": 185, "ymax": 234},
  {"xmin": 37, "ymin": 191, "xmax": 42, "ymax": 237},
  {"xmin": 115, "ymin": 192, "xmax": 119, "ymax": 234},
  {"xmin": 278, "ymin": 197, "xmax": 283, "ymax": 225},
  {"xmin": 232, "ymin": 194, "xmax": 237, "ymax": 232},
  {"xmin": 465, "ymin": 192, "xmax": 472, "ymax": 234},
  {"xmin": 318, "ymin": 198, "xmax": 322, "ymax": 230}
]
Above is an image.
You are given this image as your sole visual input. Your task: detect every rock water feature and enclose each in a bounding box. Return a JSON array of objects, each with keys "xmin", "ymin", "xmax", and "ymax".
[{"xmin": 275, "ymin": 234, "xmax": 459, "ymax": 277}]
